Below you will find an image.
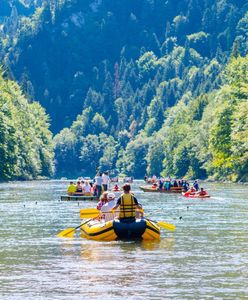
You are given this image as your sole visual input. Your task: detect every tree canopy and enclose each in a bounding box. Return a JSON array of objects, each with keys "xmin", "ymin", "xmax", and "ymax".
[{"xmin": 0, "ymin": 71, "xmax": 54, "ymax": 180}]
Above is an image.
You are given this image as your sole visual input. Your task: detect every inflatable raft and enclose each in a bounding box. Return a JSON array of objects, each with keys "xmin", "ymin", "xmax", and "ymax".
[
  {"xmin": 182, "ymin": 192, "xmax": 210, "ymax": 198},
  {"xmin": 139, "ymin": 186, "xmax": 183, "ymax": 193},
  {"xmin": 80, "ymin": 218, "xmax": 160, "ymax": 241}
]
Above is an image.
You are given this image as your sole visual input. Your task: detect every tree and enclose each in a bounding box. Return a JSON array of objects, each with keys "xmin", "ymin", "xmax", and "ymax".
[
  {"xmin": 146, "ymin": 137, "xmax": 164, "ymax": 176},
  {"xmin": 91, "ymin": 113, "xmax": 108, "ymax": 134}
]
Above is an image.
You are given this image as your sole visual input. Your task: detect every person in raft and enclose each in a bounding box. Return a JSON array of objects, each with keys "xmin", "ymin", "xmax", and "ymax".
[
  {"xmin": 196, "ymin": 187, "xmax": 208, "ymax": 196},
  {"xmin": 113, "ymin": 184, "xmax": 120, "ymax": 191},
  {"xmin": 101, "ymin": 192, "xmax": 119, "ymax": 221},
  {"xmin": 75, "ymin": 181, "xmax": 83, "ymax": 193},
  {"xmin": 111, "ymin": 183, "xmax": 143, "ymax": 223},
  {"xmin": 82, "ymin": 180, "xmax": 92, "ymax": 196},
  {"xmin": 193, "ymin": 180, "xmax": 199, "ymax": 191},
  {"xmin": 96, "ymin": 191, "xmax": 109, "ymax": 210},
  {"xmin": 67, "ymin": 182, "xmax": 76, "ymax": 195},
  {"xmin": 184, "ymin": 186, "xmax": 196, "ymax": 196}
]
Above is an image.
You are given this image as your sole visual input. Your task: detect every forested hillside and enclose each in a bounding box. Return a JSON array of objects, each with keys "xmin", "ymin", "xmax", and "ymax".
[
  {"xmin": 0, "ymin": 0, "xmax": 44, "ymax": 58},
  {"xmin": 0, "ymin": 71, "xmax": 54, "ymax": 180},
  {"xmin": 4, "ymin": 0, "xmax": 248, "ymax": 132},
  {"xmin": 0, "ymin": 0, "xmax": 247, "ymax": 181}
]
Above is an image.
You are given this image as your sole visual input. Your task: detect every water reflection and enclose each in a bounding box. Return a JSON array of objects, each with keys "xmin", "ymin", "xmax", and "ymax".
[{"xmin": 77, "ymin": 237, "xmax": 176, "ymax": 263}]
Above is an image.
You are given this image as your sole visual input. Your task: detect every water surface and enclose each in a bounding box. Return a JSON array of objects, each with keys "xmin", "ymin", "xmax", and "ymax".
[{"xmin": 0, "ymin": 180, "xmax": 247, "ymax": 299}]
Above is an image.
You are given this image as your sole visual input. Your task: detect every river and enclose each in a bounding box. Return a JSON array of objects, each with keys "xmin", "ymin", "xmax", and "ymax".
[{"xmin": 0, "ymin": 180, "xmax": 247, "ymax": 299}]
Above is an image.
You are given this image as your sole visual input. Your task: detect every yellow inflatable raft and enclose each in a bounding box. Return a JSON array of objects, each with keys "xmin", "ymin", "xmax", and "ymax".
[{"xmin": 80, "ymin": 218, "xmax": 160, "ymax": 241}]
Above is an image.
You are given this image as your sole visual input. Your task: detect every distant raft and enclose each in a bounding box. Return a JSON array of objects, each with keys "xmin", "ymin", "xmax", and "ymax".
[
  {"xmin": 110, "ymin": 177, "xmax": 119, "ymax": 182},
  {"xmin": 182, "ymin": 192, "xmax": 210, "ymax": 198},
  {"xmin": 139, "ymin": 186, "xmax": 183, "ymax": 193},
  {"xmin": 80, "ymin": 218, "xmax": 160, "ymax": 241},
  {"xmin": 61, "ymin": 195, "xmax": 99, "ymax": 201}
]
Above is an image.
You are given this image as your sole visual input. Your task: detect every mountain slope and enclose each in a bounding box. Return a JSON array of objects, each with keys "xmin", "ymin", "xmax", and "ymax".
[
  {"xmin": 5, "ymin": 0, "xmax": 248, "ymax": 132},
  {"xmin": 1, "ymin": 0, "xmax": 248, "ymax": 180}
]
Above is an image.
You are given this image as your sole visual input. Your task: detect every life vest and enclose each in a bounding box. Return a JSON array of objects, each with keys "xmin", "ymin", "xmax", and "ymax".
[{"xmin": 119, "ymin": 194, "xmax": 136, "ymax": 219}]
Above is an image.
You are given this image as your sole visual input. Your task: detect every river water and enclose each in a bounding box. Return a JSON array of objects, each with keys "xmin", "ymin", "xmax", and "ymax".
[{"xmin": 0, "ymin": 180, "xmax": 247, "ymax": 299}]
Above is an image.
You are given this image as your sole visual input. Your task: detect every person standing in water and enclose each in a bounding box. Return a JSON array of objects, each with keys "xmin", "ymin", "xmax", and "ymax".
[
  {"xmin": 94, "ymin": 172, "xmax": 102, "ymax": 198},
  {"xmin": 102, "ymin": 171, "xmax": 110, "ymax": 191}
]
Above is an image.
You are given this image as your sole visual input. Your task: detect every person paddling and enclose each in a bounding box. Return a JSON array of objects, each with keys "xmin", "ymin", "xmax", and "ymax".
[{"xmin": 111, "ymin": 183, "xmax": 143, "ymax": 223}]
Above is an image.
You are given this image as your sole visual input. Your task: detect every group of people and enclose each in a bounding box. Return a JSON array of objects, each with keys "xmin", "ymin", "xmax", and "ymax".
[
  {"xmin": 67, "ymin": 172, "xmax": 111, "ymax": 197},
  {"xmin": 184, "ymin": 186, "xmax": 208, "ymax": 197},
  {"xmin": 146, "ymin": 175, "xmax": 209, "ymax": 196},
  {"xmin": 94, "ymin": 171, "xmax": 110, "ymax": 197},
  {"xmin": 96, "ymin": 183, "xmax": 143, "ymax": 222},
  {"xmin": 149, "ymin": 176, "xmax": 190, "ymax": 191},
  {"xmin": 182, "ymin": 180, "xmax": 208, "ymax": 196},
  {"xmin": 67, "ymin": 180, "xmax": 93, "ymax": 196}
]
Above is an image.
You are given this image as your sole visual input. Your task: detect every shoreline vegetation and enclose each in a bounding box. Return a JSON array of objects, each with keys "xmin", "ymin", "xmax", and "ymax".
[{"xmin": 0, "ymin": 73, "xmax": 54, "ymax": 181}]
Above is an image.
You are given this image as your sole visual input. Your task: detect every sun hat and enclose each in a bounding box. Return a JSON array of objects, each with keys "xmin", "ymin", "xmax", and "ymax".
[{"xmin": 107, "ymin": 192, "xmax": 115, "ymax": 200}]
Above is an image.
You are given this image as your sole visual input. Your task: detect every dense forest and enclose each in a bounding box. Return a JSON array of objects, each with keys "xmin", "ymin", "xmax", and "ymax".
[
  {"xmin": 0, "ymin": 71, "xmax": 54, "ymax": 180},
  {"xmin": 0, "ymin": 0, "xmax": 247, "ymax": 181}
]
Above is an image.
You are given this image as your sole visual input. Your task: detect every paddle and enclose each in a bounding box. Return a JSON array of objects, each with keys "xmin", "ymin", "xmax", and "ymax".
[
  {"xmin": 57, "ymin": 218, "xmax": 94, "ymax": 238},
  {"xmin": 79, "ymin": 208, "xmax": 176, "ymax": 231},
  {"xmin": 156, "ymin": 221, "xmax": 176, "ymax": 231},
  {"xmin": 79, "ymin": 208, "xmax": 144, "ymax": 219},
  {"xmin": 80, "ymin": 208, "xmax": 100, "ymax": 219}
]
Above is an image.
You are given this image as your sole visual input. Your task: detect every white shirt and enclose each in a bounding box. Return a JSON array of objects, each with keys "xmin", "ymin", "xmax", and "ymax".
[
  {"xmin": 95, "ymin": 175, "xmax": 102, "ymax": 186},
  {"xmin": 101, "ymin": 200, "xmax": 119, "ymax": 221},
  {"xmin": 102, "ymin": 173, "xmax": 110, "ymax": 185},
  {"xmin": 83, "ymin": 184, "xmax": 91, "ymax": 193}
]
